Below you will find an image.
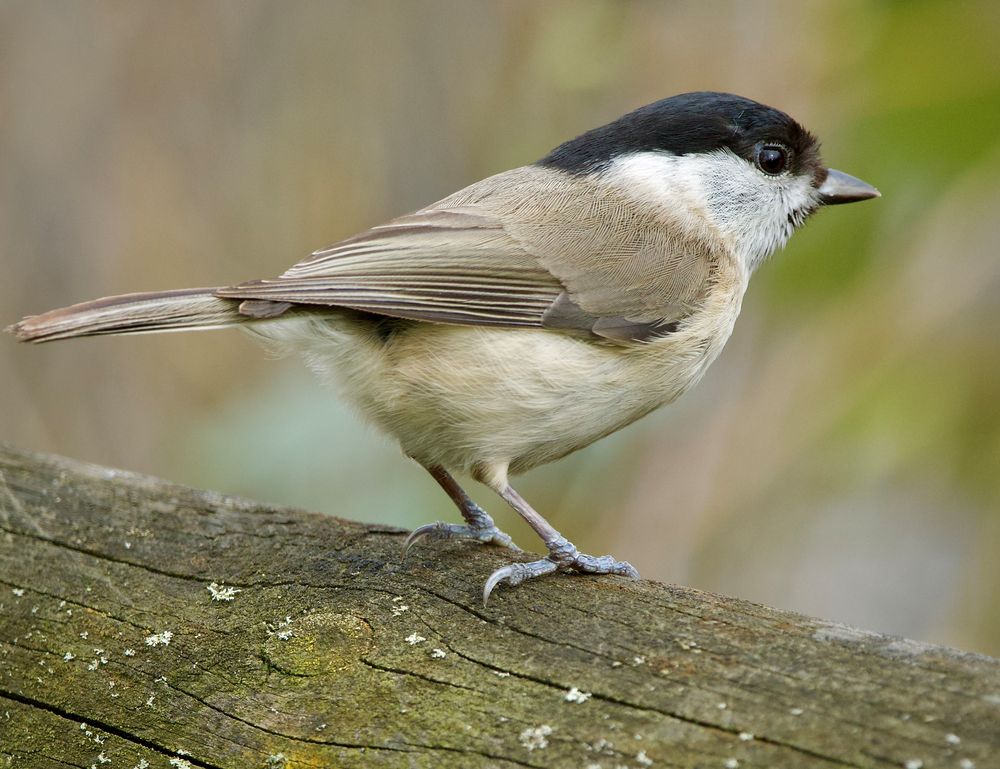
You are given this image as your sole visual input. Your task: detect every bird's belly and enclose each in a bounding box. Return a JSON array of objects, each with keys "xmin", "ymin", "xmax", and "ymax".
[
  {"xmin": 362, "ymin": 321, "xmax": 733, "ymax": 474},
  {"xmin": 254, "ymin": 302, "xmax": 739, "ymax": 476},
  {"xmin": 387, "ymin": 328, "xmax": 677, "ymax": 473}
]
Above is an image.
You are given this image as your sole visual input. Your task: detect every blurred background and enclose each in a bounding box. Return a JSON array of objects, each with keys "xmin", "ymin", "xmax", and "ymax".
[{"xmin": 2, "ymin": 0, "xmax": 999, "ymax": 655}]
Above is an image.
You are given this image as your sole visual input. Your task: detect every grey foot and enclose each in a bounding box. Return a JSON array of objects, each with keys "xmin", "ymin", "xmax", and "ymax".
[
  {"xmin": 403, "ymin": 504, "xmax": 520, "ymax": 560},
  {"xmin": 482, "ymin": 536, "xmax": 639, "ymax": 605}
]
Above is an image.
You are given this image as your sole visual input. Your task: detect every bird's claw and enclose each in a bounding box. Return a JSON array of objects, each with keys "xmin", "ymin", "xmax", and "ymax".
[
  {"xmin": 482, "ymin": 546, "xmax": 640, "ymax": 605},
  {"xmin": 403, "ymin": 519, "xmax": 520, "ymax": 561},
  {"xmin": 570, "ymin": 553, "xmax": 640, "ymax": 579},
  {"xmin": 483, "ymin": 559, "xmax": 559, "ymax": 605}
]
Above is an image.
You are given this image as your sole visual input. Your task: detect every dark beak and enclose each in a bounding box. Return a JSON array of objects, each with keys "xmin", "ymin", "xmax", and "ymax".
[{"xmin": 818, "ymin": 168, "xmax": 880, "ymax": 205}]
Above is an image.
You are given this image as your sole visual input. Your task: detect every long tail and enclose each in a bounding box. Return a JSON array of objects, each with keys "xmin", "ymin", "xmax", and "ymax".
[{"xmin": 7, "ymin": 287, "xmax": 254, "ymax": 343}]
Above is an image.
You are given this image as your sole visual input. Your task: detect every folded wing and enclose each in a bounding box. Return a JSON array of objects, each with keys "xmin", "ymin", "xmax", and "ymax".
[
  {"xmin": 217, "ymin": 166, "xmax": 723, "ymax": 342},
  {"xmin": 218, "ymin": 205, "xmax": 562, "ymax": 328}
]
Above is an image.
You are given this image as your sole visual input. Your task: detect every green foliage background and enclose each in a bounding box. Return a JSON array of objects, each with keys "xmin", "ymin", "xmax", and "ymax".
[{"xmin": 3, "ymin": 1, "xmax": 998, "ymax": 653}]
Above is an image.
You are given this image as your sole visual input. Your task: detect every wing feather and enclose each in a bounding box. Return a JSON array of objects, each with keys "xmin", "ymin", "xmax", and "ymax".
[{"xmin": 217, "ymin": 166, "xmax": 724, "ymax": 342}]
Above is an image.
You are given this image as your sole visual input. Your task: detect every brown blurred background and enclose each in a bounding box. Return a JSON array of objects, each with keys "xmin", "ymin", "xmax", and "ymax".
[{"xmin": 3, "ymin": 1, "xmax": 999, "ymax": 654}]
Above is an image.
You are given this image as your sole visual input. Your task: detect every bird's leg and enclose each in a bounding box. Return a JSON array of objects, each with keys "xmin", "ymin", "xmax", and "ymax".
[
  {"xmin": 403, "ymin": 464, "xmax": 520, "ymax": 558},
  {"xmin": 482, "ymin": 482, "xmax": 639, "ymax": 605}
]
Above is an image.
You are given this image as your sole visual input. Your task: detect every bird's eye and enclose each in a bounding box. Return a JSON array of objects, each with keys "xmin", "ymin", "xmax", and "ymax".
[{"xmin": 756, "ymin": 144, "xmax": 789, "ymax": 175}]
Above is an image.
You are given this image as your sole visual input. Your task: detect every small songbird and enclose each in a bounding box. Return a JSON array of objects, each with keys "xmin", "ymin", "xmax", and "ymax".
[{"xmin": 10, "ymin": 92, "xmax": 879, "ymax": 603}]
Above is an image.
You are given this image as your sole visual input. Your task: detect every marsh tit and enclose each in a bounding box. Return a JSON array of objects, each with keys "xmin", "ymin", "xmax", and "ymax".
[{"xmin": 10, "ymin": 92, "xmax": 879, "ymax": 603}]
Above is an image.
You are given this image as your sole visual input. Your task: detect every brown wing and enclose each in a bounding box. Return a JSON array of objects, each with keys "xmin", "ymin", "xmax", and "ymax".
[
  {"xmin": 217, "ymin": 205, "xmax": 562, "ymax": 328},
  {"xmin": 217, "ymin": 166, "xmax": 723, "ymax": 341}
]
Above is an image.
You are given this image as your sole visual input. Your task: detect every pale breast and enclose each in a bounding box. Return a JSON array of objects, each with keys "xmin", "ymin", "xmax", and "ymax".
[
  {"xmin": 368, "ymin": 260, "xmax": 744, "ymax": 475},
  {"xmin": 246, "ymin": 248, "xmax": 746, "ymax": 477}
]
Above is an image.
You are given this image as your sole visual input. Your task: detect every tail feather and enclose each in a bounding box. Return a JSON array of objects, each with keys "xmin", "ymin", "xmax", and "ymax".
[{"xmin": 7, "ymin": 287, "xmax": 250, "ymax": 343}]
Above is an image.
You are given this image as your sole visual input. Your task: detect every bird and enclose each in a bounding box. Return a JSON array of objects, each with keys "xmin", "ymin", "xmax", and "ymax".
[{"xmin": 9, "ymin": 91, "xmax": 879, "ymax": 604}]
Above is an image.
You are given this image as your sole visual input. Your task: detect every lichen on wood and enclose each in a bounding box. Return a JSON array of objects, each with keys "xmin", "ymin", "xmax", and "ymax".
[{"xmin": 1, "ymin": 444, "xmax": 998, "ymax": 768}]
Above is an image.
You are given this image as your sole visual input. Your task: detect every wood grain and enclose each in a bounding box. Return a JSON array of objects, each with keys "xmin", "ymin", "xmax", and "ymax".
[{"xmin": 1, "ymin": 444, "xmax": 997, "ymax": 768}]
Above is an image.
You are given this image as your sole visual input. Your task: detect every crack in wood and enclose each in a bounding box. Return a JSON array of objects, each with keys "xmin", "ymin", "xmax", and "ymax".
[
  {"xmin": 411, "ymin": 598, "xmax": 885, "ymax": 769},
  {"xmin": 0, "ymin": 689, "xmax": 224, "ymax": 769},
  {"xmin": 3, "ymin": 445, "xmax": 998, "ymax": 769},
  {"xmin": 359, "ymin": 658, "xmax": 482, "ymax": 694}
]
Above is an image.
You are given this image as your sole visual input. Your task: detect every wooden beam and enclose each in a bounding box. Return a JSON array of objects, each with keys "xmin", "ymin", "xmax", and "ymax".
[{"xmin": 1, "ymin": 444, "xmax": 997, "ymax": 768}]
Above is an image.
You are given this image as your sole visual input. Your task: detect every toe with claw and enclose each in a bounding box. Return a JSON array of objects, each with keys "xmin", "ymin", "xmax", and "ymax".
[
  {"xmin": 483, "ymin": 559, "xmax": 559, "ymax": 604},
  {"xmin": 482, "ymin": 537, "xmax": 640, "ymax": 605},
  {"xmin": 403, "ymin": 514, "xmax": 520, "ymax": 561}
]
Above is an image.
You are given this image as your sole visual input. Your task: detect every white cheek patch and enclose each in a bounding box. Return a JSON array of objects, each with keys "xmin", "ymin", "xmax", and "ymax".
[
  {"xmin": 601, "ymin": 152, "xmax": 710, "ymax": 219},
  {"xmin": 602, "ymin": 150, "xmax": 818, "ymax": 273}
]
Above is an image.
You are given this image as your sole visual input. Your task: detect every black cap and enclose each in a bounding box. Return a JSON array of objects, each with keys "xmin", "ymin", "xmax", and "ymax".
[{"xmin": 538, "ymin": 92, "xmax": 822, "ymax": 180}]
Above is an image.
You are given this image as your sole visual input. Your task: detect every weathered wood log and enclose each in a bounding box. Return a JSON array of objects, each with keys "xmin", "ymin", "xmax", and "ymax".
[{"xmin": 1, "ymin": 443, "xmax": 997, "ymax": 769}]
